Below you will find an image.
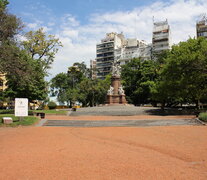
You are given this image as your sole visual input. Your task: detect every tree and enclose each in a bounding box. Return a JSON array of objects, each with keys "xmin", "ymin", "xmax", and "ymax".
[
  {"xmin": 78, "ymin": 76, "xmax": 110, "ymax": 107},
  {"xmin": 0, "ymin": 0, "xmax": 22, "ymax": 42},
  {"xmin": 0, "ymin": 0, "xmax": 23, "ymax": 72},
  {"xmin": 121, "ymin": 58, "xmax": 157, "ymax": 105},
  {"xmin": 51, "ymin": 63, "xmax": 86, "ymax": 106},
  {"xmin": 50, "ymin": 63, "xmax": 111, "ymax": 107},
  {"xmin": 73, "ymin": 62, "xmax": 90, "ymax": 78},
  {"xmin": 22, "ymin": 28, "xmax": 62, "ymax": 74},
  {"xmin": 0, "ymin": 0, "xmax": 9, "ymax": 9},
  {"xmin": 0, "ymin": 1, "xmax": 62, "ymax": 104},
  {"xmin": 4, "ymin": 48, "xmax": 47, "ymax": 101},
  {"xmin": 50, "ymin": 73, "xmax": 69, "ymax": 104},
  {"xmin": 154, "ymin": 37, "xmax": 207, "ymax": 109}
]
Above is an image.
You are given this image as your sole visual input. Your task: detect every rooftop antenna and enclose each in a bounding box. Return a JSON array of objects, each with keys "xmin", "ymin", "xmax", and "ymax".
[{"xmin": 198, "ymin": 13, "xmax": 207, "ymax": 22}]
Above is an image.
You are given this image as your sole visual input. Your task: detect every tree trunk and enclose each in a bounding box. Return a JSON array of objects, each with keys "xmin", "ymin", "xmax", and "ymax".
[
  {"xmin": 197, "ymin": 99, "xmax": 201, "ymax": 110},
  {"xmin": 161, "ymin": 101, "xmax": 165, "ymax": 111}
]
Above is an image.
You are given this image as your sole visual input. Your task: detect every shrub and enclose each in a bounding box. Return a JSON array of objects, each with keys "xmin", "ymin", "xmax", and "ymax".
[
  {"xmin": 47, "ymin": 101, "xmax": 57, "ymax": 110},
  {"xmin": 198, "ymin": 112, "xmax": 207, "ymax": 122},
  {"xmin": 0, "ymin": 109, "xmax": 14, "ymax": 114}
]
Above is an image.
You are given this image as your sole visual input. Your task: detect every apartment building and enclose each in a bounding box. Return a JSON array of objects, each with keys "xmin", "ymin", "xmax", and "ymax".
[
  {"xmin": 115, "ymin": 39, "xmax": 152, "ymax": 65},
  {"xmin": 196, "ymin": 15, "xmax": 207, "ymax": 39},
  {"xmin": 152, "ymin": 20, "xmax": 171, "ymax": 55},
  {"xmin": 96, "ymin": 32, "xmax": 125, "ymax": 79},
  {"xmin": 90, "ymin": 59, "xmax": 97, "ymax": 80},
  {"xmin": 96, "ymin": 32, "xmax": 153, "ymax": 79}
]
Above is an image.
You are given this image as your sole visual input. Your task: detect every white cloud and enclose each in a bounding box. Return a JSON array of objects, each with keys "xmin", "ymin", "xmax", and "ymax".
[
  {"xmin": 27, "ymin": 23, "xmax": 38, "ymax": 29},
  {"xmin": 61, "ymin": 14, "xmax": 80, "ymax": 27},
  {"xmin": 26, "ymin": 0, "xmax": 207, "ymax": 79}
]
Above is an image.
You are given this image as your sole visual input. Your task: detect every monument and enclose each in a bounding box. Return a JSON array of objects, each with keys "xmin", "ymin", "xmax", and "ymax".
[{"xmin": 106, "ymin": 60, "xmax": 127, "ymax": 105}]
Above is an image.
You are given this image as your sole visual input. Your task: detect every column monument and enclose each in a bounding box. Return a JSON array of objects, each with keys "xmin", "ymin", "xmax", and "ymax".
[{"xmin": 106, "ymin": 60, "xmax": 127, "ymax": 105}]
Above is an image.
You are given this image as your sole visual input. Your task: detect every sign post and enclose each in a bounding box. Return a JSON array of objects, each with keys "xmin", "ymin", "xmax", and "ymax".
[{"xmin": 15, "ymin": 98, "xmax": 28, "ymax": 121}]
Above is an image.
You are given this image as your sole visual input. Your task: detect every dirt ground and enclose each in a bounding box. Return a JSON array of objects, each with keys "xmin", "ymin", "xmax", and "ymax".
[{"xmin": 0, "ymin": 124, "xmax": 207, "ymax": 179}]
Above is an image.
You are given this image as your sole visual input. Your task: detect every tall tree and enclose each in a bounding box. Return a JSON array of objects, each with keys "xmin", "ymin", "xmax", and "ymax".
[
  {"xmin": 50, "ymin": 63, "xmax": 111, "ymax": 107},
  {"xmin": 4, "ymin": 48, "xmax": 47, "ymax": 101},
  {"xmin": 154, "ymin": 37, "xmax": 207, "ymax": 109},
  {"xmin": 22, "ymin": 28, "xmax": 62, "ymax": 74},
  {"xmin": 50, "ymin": 73, "xmax": 69, "ymax": 104},
  {"xmin": 0, "ymin": 0, "xmax": 23, "ymax": 72},
  {"xmin": 78, "ymin": 76, "xmax": 110, "ymax": 107},
  {"xmin": 121, "ymin": 58, "xmax": 157, "ymax": 105}
]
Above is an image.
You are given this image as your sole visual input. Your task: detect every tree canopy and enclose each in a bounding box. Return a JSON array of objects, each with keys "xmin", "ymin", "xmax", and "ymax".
[
  {"xmin": 0, "ymin": 1, "xmax": 62, "ymax": 104},
  {"xmin": 121, "ymin": 58, "xmax": 157, "ymax": 105},
  {"xmin": 22, "ymin": 28, "xmax": 62, "ymax": 75},
  {"xmin": 154, "ymin": 37, "xmax": 207, "ymax": 109},
  {"xmin": 121, "ymin": 37, "xmax": 207, "ymax": 109},
  {"xmin": 51, "ymin": 62, "xmax": 110, "ymax": 107}
]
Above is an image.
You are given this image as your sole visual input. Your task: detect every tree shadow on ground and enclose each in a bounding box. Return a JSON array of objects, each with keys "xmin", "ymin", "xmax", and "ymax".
[{"xmin": 144, "ymin": 108, "xmax": 199, "ymax": 116}]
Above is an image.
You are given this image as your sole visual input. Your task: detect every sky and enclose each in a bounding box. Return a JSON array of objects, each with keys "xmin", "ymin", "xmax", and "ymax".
[{"xmin": 8, "ymin": 0, "xmax": 207, "ymax": 79}]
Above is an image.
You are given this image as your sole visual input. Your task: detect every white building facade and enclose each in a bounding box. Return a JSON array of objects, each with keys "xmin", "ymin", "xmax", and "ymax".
[
  {"xmin": 96, "ymin": 32, "xmax": 125, "ymax": 79},
  {"xmin": 196, "ymin": 15, "xmax": 207, "ymax": 39},
  {"xmin": 96, "ymin": 33, "xmax": 152, "ymax": 79},
  {"xmin": 115, "ymin": 39, "xmax": 152, "ymax": 65},
  {"xmin": 152, "ymin": 20, "xmax": 171, "ymax": 54}
]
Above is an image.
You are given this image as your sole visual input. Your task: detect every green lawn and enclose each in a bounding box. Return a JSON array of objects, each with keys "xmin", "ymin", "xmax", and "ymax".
[
  {"xmin": 199, "ymin": 112, "xmax": 207, "ymax": 122},
  {"xmin": 0, "ymin": 114, "xmax": 39, "ymax": 127},
  {"xmin": 33, "ymin": 109, "xmax": 67, "ymax": 115},
  {"xmin": 0, "ymin": 109, "xmax": 14, "ymax": 114},
  {"xmin": 0, "ymin": 109, "xmax": 68, "ymax": 115}
]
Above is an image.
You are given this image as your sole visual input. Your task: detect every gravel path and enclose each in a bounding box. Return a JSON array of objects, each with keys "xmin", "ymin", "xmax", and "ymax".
[{"xmin": 0, "ymin": 126, "xmax": 207, "ymax": 179}]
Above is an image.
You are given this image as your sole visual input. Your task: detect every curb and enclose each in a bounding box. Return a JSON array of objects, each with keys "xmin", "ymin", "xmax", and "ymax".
[
  {"xmin": 35, "ymin": 119, "xmax": 47, "ymax": 127},
  {"xmin": 195, "ymin": 118, "xmax": 206, "ymax": 126}
]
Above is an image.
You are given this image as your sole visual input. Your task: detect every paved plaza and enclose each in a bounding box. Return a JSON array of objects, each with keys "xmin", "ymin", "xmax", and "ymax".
[
  {"xmin": 70, "ymin": 106, "xmax": 159, "ymax": 116},
  {"xmin": 0, "ymin": 106, "xmax": 207, "ymax": 179},
  {"xmin": 70, "ymin": 105, "xmax": 195, "ymax": 116},
  {"xmin": 44, "ymin": 119, "xmax": 198, "ymax": 127},
  {"xmin": 0, "ymin": 126, "xmax": 207, "ymax": 180}
]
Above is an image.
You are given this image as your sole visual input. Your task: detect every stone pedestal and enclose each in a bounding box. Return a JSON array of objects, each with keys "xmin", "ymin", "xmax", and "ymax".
[
  {"xmin": 106, "ymin": 75, "xmax": 127, "ymax": 105},
  {"xmin": 106, "ymin": 94, "xmax": 127, "ymax": 105}
]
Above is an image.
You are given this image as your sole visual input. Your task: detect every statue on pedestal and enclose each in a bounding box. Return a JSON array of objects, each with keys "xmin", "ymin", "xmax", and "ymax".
[
  {"xmin": 106, "ymin": 59, "xmax": 127, "ymax": 105},
  {"xmin": 107, "ymin": 86, "xmax": 114, "ymax": 95},
  {"xmin": 118, "ymin": 85, "xmax": 125, "ymax": 95},
  {"xmin": 112, "ymin": 59, "xmax": 121, "ymax": 77}
]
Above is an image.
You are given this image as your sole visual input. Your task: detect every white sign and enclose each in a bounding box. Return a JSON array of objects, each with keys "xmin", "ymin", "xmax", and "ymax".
[{"xmin": 15, "ymin": 98, "xmax": 28, "ymax": 117}]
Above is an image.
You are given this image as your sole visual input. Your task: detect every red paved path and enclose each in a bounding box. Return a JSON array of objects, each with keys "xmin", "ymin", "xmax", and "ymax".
[{"xmin": 0, "ymin": 123, "xmax": 207, "ymax": 179}]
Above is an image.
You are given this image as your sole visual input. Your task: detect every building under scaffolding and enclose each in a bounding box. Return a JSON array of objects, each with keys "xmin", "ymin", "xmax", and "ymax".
[
  {"xmin": 196, "ymin": 15, "xmax": 207, "ymax": 39},
  {"xmin": 152, "ymin": 20, "xmax": 171, "ymax": 55}
]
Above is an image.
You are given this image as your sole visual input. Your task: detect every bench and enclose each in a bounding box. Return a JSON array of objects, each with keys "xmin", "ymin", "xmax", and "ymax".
[{"xmin": 2, "ymin": 117, "xmax": 13, "ymax": 124}]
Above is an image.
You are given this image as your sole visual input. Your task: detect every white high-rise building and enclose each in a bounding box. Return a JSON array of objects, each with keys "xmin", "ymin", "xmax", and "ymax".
[
  {"xmin": 115, "ymin": 39, "xmax": 152, "ymax": 65},
  {"xmin": 96, "ymin": 33, "xmax": 152, "ymax": 79},
  {"xmin": 96, "ymin": 32, "xmax": 125, "ymax": 79},
  {"xmin": 152, "ymin": 20, "xmax": 171, "ymax": 54}
]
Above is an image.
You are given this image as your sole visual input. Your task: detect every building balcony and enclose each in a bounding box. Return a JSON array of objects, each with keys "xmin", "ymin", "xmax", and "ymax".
[
  {"xmin": 153, "ymin": 46, "xmax": 169, "ymax": 52},
  {"xmin": 96, "ymin": 54, "xmax": 114, "ymax": 59},
  {"xmin": 96, "ymin": 48, "xmax": 114, "ymax": 54}
]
